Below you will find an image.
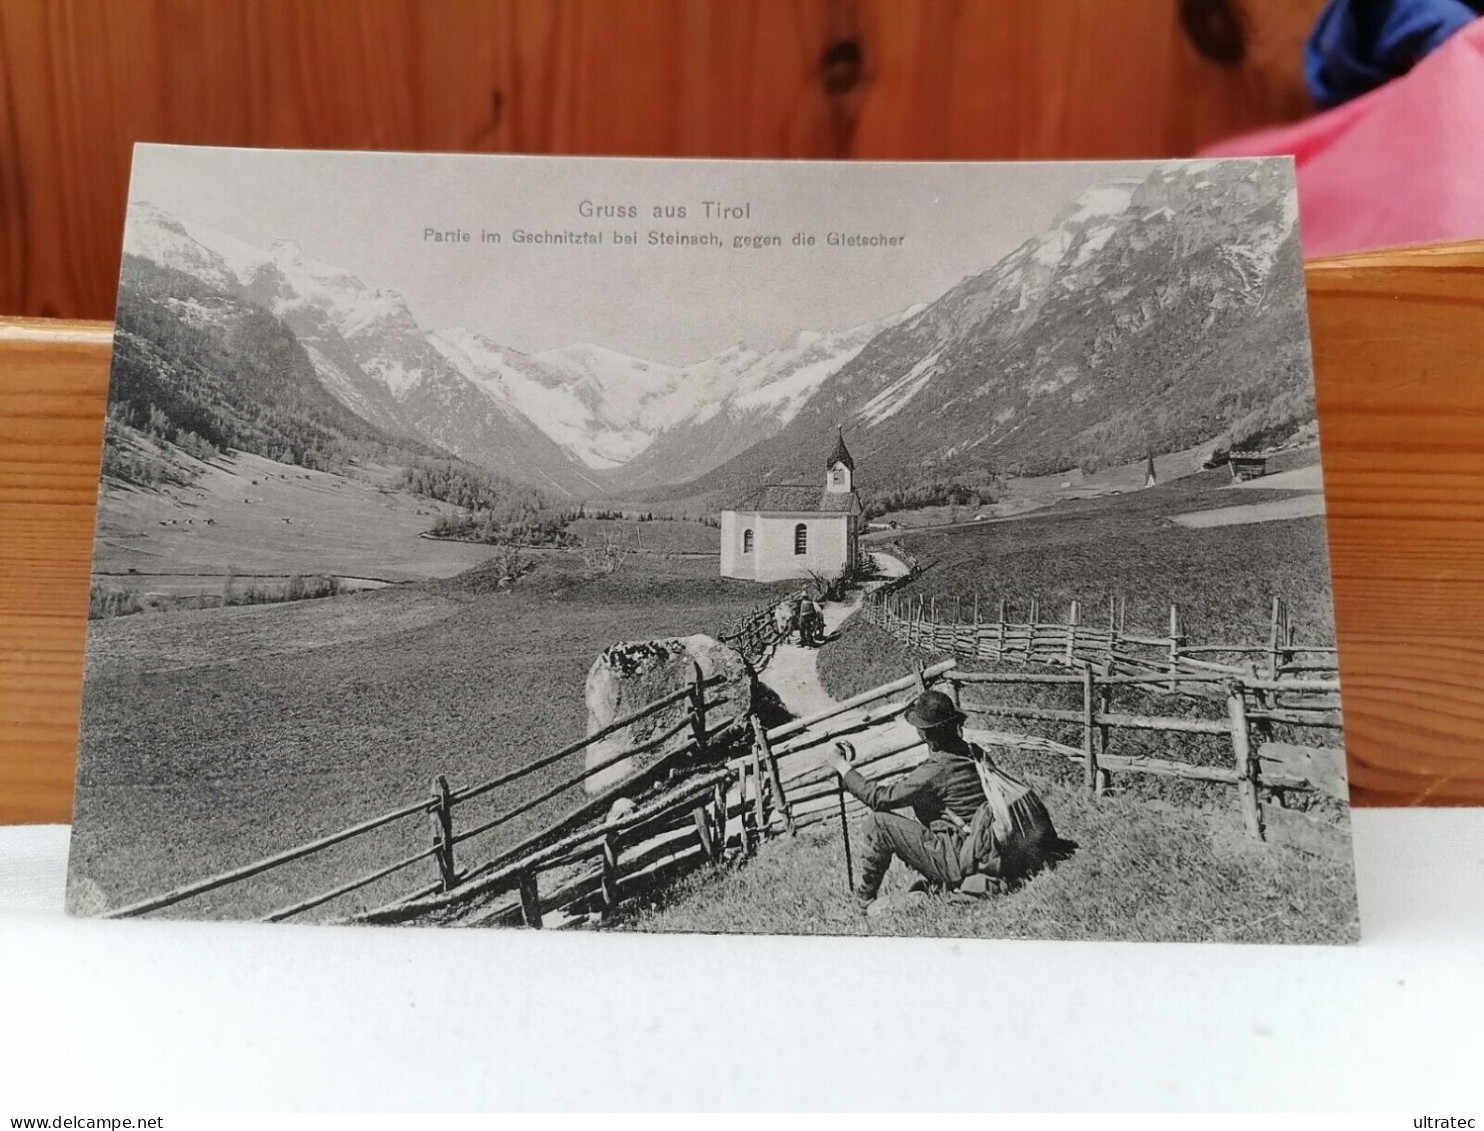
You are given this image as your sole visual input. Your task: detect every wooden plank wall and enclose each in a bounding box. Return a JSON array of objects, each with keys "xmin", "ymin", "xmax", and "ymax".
[{"xmin": 0, "ymin": 0, "xmax": 1322, "ymax": 320}]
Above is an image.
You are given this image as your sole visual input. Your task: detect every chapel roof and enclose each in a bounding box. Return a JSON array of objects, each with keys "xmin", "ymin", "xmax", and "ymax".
[{"xmin": 732, "ymin": 484, "xmax": 860, "ymax": 514}]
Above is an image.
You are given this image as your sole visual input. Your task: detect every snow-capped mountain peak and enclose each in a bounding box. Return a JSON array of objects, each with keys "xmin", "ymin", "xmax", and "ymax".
[{"xmin": 121, "ymin": 201, "xmax": 921, "ymax": 486}]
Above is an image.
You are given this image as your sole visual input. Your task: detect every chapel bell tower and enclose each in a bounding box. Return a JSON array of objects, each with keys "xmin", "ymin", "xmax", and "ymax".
[{"xmin": 825, "ymin": 427, "xmax": 855, "ymax": 494}]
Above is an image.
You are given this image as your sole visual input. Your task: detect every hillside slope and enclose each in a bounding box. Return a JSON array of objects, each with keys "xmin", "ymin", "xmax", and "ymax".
[
  {"xmin": 653, "ymin": 160, "xmax": 1310, "ymax": 502},
  {"xmin": 125, "ymin": 205, "xmax": 601, "ymax": 495}
]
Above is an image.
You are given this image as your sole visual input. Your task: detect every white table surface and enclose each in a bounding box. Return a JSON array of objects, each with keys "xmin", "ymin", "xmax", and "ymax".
[{"xmin": 2, "ymin": 810, "xmax": 1481, "ymax": 1113}]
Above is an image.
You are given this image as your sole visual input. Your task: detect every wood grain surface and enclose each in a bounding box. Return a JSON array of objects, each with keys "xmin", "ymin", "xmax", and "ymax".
[
  {"xmin": 3, "ymin": 243, "xmax": 1484, "ymax": 821},
  {"xmin": 0, "ymin": 0, "xmax": 1322, "ymax": 320}
]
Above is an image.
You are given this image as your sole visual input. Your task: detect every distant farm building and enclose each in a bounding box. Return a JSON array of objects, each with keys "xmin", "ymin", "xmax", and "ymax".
[
  {"xmin": 719, "ymin": 430, "xmax": 863, "ymax": 582},
  {"xmin": 1228, "ymin": 453, "xmax": 1270, "ymax": 481}
]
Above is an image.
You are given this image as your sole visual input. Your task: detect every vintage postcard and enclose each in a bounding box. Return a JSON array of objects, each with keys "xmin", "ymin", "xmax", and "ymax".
[{"xmin": 68, "ymin": 146, "xmax": 1358, "ymax": 942}]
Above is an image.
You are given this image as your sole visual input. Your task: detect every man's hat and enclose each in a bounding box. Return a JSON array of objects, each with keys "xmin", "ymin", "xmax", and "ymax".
[{"xmin": 903, "ymin": 689, "xmax": 966, "ymax": 730}]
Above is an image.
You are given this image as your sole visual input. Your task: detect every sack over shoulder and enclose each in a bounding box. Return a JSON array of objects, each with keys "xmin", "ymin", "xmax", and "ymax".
[{"xmin": 957, "ymin": 748, "xmax": 1058, "ymax": 880}]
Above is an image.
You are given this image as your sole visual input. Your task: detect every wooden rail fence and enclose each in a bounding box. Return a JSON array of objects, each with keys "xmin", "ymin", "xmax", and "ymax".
[
  {"xmin": 103, "ymin": 596, "xmax": 1345, "ymax": 925},
  {"xmin": 717, "ymin": 588, "xmax": 807, "ymax": 665},
  {"xmin": 864, "ymin": 590, "xmax": 1339, "ymax": 700},
  {"xmin": 942, "ymin": 666, "xmax": 1345, "ymax": 844},
  {"xmin": 103, "ymin": 663, "xmax": 738, "ymax": 924},
  {"xmin": 743, "ymin": 656, "xmax": 1344, "ymax": 849}
]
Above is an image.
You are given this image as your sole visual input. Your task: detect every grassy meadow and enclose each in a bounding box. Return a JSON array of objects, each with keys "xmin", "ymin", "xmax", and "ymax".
[
  {"xmin": 616, "ymin": 756, "xmax": 1359, "ymax": 944},
  {"xmin": 876, "ymin": 448, "xmax": 1335, "ymax": 645},
  {"xmin": 70, "ymin": 552, "xmax": 795, "ymax": 920}
]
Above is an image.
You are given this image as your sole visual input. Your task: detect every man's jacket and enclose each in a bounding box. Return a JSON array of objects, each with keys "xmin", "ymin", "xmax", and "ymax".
[{"xmin": 841, "ymin": 749, "xmax": 985, "ymax": 836}]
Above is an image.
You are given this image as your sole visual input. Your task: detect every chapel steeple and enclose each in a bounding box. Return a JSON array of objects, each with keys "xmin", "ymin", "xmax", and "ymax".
[{"xmin": 825, "ymin": 427, "xmax": 854, "ymax": 493}]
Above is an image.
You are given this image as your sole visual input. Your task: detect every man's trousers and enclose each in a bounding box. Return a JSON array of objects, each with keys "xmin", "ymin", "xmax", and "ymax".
[{"xmin": 856, "ymin": 810, "xmax": 965, "ymax": 900}]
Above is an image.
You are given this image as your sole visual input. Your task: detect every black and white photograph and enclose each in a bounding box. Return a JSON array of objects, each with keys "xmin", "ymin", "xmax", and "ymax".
[{"xmin": 67, "ymin": 146, "xmax": 1358, "ymax": 942}]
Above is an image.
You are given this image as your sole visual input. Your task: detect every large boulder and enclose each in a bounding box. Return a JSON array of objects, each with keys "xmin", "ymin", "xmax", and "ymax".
[{"xmin": 583, "ymin": 634, "xmax": 751, "ymax": 795}]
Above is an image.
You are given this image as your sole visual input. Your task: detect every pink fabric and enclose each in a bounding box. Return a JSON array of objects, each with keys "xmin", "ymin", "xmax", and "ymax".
[{"xmin": 1202, "ymin": 18, "xmax": 1484, "ymax": 256}]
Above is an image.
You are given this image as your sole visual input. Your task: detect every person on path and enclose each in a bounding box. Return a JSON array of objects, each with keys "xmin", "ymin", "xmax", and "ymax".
[
  {"xmin": 797, "ymin": 596, "xmax": 823, "ymax": 646},
  {"xmin": 828, "ymin": 689, "xmax": 1060, "ymax": 910}
]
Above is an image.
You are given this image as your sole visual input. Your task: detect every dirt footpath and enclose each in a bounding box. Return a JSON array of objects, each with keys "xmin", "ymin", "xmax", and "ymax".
[{"xmin": 756, "ymin": 552, "xmax": 913, "ymax": 775}]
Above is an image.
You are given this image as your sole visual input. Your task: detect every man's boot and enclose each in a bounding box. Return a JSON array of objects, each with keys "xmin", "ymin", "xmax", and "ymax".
[{"xmin": 950, "ymin": 873, "xmax": 1007, "ymax": 901}]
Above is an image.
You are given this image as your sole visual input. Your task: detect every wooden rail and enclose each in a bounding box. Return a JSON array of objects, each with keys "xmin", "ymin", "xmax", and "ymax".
[
  {"xmin": 944, "ymin": 665, "xmax": 1344, "ymax": 842},
  {"xmin": 862, "ymin": 589, "xmax": 1340, "ymax": 707},
  {"xmin": 742, "ymin": 652, "xmax": 1344, "ymax": 852},
  {"xmin": 717, "ymin": 588, "xmax": 807, "ymax": 665}
]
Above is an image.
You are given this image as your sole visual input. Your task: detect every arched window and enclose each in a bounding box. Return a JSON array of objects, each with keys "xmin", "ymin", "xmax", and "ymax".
[
  {"xmin": 793, "ymin": 523, "xmax": 808, "ymax": 555},
  {"xmin": 742, "ymin": 528, "xmax": 754, "ymax": 553}
]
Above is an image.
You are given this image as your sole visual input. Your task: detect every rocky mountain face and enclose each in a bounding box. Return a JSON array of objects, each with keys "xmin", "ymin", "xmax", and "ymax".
[
  {"xmin": 663, "ymin": 159, "xmax": 1310, "ymax": 501},
  {"xmin": 124, "ymin": 204, "xmax": 600, "ymax": 495},
  {"xmin": 121, "ymin": 160, "xmax": 1310, "ymax": 504},
  {"xmin": 110, "ymin": 255, "xmax": 443, "ymax": 472}
]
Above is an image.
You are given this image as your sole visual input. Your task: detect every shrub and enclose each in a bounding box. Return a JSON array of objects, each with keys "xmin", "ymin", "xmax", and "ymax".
[{"xmin": 89, "ymin": 585, "xmax": 144, "ymax": 620}]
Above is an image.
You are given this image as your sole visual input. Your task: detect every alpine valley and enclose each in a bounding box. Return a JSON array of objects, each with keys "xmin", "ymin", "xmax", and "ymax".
[{"xmin": 112, "ymin": 159, "xmax": 1311, "ymax": 508}]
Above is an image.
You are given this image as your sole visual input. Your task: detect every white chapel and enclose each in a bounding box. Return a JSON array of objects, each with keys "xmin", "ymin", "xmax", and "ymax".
[{"xmin": 719, "ymin": 429, "xmax": 863, "ymax": 582}]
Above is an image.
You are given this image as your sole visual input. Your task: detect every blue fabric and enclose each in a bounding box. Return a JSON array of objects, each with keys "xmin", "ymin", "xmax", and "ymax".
[{"xmin": 1306, "ymin": 0, "xmax": 1481, "ymax": 107}]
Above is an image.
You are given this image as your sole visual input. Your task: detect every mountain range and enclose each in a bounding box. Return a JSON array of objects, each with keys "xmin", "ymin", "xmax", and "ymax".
[
  {"xmin": 122, "ymin": 203, "xmax": 905, "ymax": 496},
  {"xmin": 118, "ymin": 159, "xmax": 1312, "ymax": 504}
]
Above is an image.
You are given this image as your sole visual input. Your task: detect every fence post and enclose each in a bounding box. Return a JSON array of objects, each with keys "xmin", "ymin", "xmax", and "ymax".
[
  {"xmin": 1284, "ymin": 603, "xmax": 1297, "ymax": 674},
  {"xmin": 518, "ymin": 870, "xmax": 542, "ymax": 928},
  {"xmin": 691, "ymin": 805, "xmax": 716, "ymax": 861},
  {"xmin": 972, "ymin": 592, "xmax": 982, "ymax": 658},
  {"xmin": 1268, "ymin": 596, "xmax": 1282, "ymax": 679},
  {"xmin": 1106, "ymin": 595, "xmax": 1118, "ymax": 670},
  {"xmin": 600, "ymin": 830, "xmax": 622, "ymax": 912},
  {"xmin": 712, "ymin": 778, "xmax": 728, "ymax": 855},
  {"xmin": 689, "ymin": 660, "xmax": 709, "ymax": 756},
  {"xmin": 429, "ymin": 774, "xmax": 457, "ymax": 892},
  {"xmin": 1168, "ymin": 603, "xmax": 1183, "ymax": 692},
  {"xmin": 913, "ymin": 658, "xmax": 929, "ymax": 693},
  {"xmin": 1081, "ymin": 666, "xmax": 1098, "ymax": 794},
  {"xmin": 1095, "ymin": 676, "xmax": 1112, "ymax": 795},
  {"xmin": 1066, "ymin": 600, "xmax": 1080, "ymax": 667},
  {"xmin": 750, "ymin": 747, "xmax": 767, "ymax": 837},
  {"xmin": 1247, "ymin": 659, "xmax": 1275, "ymax": 754},
  {"xmin": 997, "ymin": 597, "xmax": 1007, "ymax": 659},
  {"xmin": 735, "ymin": 760, "xmax": 753, "ymax": 856},
  {"xmin": 1226, "ymin": 685, "xmax": 1265, "ymax": 841},
  {"xmin": 754, "ymin": 715, "xmax": 795, "ymax": 835}
]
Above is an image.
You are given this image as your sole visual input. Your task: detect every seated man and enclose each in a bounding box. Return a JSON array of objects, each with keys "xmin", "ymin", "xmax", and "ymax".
[{"xmin": 828, "ymin": 688, "xmax": 1059, "ymax": 910}]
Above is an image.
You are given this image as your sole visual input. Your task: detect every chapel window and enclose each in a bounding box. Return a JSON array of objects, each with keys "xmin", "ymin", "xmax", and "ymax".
[{"xmin": 794, "ymin": 523, "xmax": 808, "ymax": 555}]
